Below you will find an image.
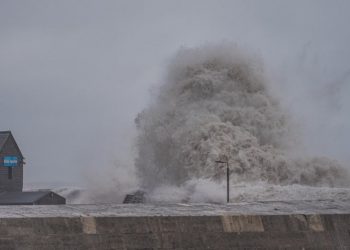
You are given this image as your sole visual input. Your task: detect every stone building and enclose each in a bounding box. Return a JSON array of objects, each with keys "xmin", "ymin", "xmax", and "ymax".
[
  {"xmin": 0, "ymin": 131, "xmax": 24, "ymax": 192},
  {"xmin": 0, "ymin": 131, "xmax": 65, "ymax": 205}
]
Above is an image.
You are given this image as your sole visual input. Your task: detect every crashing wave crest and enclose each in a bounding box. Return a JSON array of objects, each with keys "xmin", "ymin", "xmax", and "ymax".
[{"xmin": 135, "ymin": 44, "xmax": 348, "ymax": 191}]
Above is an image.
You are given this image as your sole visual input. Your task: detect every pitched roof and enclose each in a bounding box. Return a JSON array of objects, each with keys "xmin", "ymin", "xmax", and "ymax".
[
  {"xmin": 0, "ymin": 131, "xmax": 11, "ymax": 152},
  {"xmin": 0, "ymin": 191, "xmax": 60, "ymax": 205},
  {"xmin": 0, "ymin": 131, "xmax": 24, "ymax": 158}
]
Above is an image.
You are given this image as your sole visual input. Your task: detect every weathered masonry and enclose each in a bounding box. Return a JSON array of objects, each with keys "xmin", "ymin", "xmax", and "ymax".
[
  {"xmin": 0, "ymin": 131, "xmax": 24, "ymax": 192},
  {"xmin": 0, "ymin": 202, "xmax": 349, "ymax": 249}
]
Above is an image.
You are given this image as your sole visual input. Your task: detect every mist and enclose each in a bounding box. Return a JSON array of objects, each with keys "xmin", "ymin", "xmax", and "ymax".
[
  {"xmin": 137, "ymin": 43, "xmax": 348, "ymax": 185},
  {"xmin": 1, "ymin": 1, "xmax": 350, "ymax": 203}
]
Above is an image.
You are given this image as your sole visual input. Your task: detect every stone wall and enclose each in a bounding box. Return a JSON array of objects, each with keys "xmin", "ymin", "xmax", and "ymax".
[{"xmin": 0, "ymin": 213, "xmax": 349, "ymax": 249}]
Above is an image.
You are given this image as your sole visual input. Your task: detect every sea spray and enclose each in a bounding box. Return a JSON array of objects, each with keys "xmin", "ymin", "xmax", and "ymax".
[
  {"xmin": 53, "ymin": 44, "xmax": 350, "ymax": 204},
  {"xmin": 135, "ymin": 44, "xmax": 349, "ymax": 197}
]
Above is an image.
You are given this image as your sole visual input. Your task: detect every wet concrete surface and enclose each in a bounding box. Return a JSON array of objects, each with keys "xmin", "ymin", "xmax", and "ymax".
[{"xmin": 0, "ymin": 199, "xmax": 349, "ymax": 218}]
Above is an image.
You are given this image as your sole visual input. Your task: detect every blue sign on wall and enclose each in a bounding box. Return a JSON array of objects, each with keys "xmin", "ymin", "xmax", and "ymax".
[{"xmin": 4, "ymin": 156, "xmax": 18, "ymax": 167}]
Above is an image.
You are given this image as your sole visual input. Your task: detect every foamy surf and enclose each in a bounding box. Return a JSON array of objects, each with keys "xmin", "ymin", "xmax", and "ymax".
[{"xmin": 135, "ymin": 44, "xmax": 349, "ymax": 194}]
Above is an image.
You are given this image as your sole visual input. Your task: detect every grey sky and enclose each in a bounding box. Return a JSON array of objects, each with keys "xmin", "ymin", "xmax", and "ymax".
[{"xmin": 0, "ymin": 0, "xmax": 349, "ymax": 186}]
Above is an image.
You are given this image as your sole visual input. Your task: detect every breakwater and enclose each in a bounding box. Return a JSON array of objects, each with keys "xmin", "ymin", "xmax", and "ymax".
[{"xmin": 0, "ymin": 201, "xmax": 349, "ymax": 249}]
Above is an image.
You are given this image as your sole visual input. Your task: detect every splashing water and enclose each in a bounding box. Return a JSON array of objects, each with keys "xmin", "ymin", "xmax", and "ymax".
[
  {"xmin": 45, "ymin": 44, "xmax": 350, "ymax": 204},
  {"xmin": 135, "ymin": 44, "xmax": 349, "ymax": 201}
]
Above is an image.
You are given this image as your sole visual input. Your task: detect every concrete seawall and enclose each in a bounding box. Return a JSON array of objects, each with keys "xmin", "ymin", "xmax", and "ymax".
[{"xmin": 0, "ymin": 200, "xmax": 349, "ymax": 249}]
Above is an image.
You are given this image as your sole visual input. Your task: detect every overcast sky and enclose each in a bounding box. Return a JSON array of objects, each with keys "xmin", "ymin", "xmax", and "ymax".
[{"xmin": 1, "ymin": 0, "xmax": 349, "ymax": 186}]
